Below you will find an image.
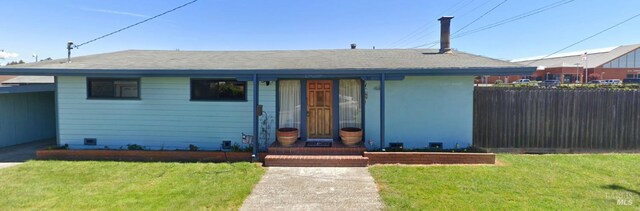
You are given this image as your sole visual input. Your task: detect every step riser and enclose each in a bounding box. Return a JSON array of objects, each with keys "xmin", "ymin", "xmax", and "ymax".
[
  {"xmin": 268, "ymin": 147, "xmax": 365, "ymax": 155},
  {"xmin": 264, "ymin": 155, "xmax": 369, "ymax": 167}
]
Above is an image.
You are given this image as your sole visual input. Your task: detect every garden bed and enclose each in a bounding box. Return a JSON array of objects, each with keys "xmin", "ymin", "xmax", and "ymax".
[
  {"xmin": 37, "ymin": 149, "xmax": 257, "ymax": 162},
  {"xmin": 364, "ymin": 152, "xmax": 495, "ymax": 165}
]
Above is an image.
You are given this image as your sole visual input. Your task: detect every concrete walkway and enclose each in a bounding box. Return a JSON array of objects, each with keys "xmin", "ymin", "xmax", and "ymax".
[
  {"xmin": 241, "ymin": 167, "xmax": 384, "ymax": 211},
  {"xmin": 0, "ymin": 139, "xmax": 56, "ymax": 169}
]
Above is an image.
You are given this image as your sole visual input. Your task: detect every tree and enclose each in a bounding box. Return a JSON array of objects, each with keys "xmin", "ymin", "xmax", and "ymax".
[{"xmin": 6, "ymin": 60, "xmax": 25, "ymax": 65}]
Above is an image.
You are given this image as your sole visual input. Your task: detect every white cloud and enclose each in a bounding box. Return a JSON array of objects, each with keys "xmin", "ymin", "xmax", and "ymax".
[
  {"xmin": 79, "ymin": 7, "xmax": 149, "ymax": 18},
  {"xmin": 0, "ymin": 51, "xmax": 19, "ymax": 59}
]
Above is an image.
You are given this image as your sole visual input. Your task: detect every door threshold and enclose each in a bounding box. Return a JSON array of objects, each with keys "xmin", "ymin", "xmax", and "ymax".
[{"xmin": 306, "ymin": 139, "xmax": 333, "ymax": 142}]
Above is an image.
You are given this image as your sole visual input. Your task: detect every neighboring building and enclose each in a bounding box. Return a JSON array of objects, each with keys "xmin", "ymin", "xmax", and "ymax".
[
  {"xmin": 0, "ymin": 18, "xmax": 534, "ymax": 155},
  {"xmin": 481, "ymin": 44, "xmax": 640, "ymax": 84}
]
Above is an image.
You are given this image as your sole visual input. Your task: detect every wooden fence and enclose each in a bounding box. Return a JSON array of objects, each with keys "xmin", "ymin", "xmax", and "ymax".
[{"xmin": 473, "ymin": 88, "xmax": 640, "ymax": 151}]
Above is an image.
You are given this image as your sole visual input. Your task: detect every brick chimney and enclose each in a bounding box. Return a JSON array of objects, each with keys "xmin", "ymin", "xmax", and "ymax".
[{"xmin": 438, "ymin": 16, "xmax": 454, "ymax": 54}]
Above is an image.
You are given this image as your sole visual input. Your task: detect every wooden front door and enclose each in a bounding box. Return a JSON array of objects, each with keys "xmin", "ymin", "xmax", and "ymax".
[{"xmin": 307, "ymin": 80, "xmax": 333, "ymax": 138}]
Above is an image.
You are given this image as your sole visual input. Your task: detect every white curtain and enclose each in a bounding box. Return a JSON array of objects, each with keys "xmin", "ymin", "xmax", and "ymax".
[
  {"xmin": 339, "ymin": 79, "xmax": 362, "ymax": 129},
  {"xmin": 278, "ymin": 80, "xmax": 301, "ymax": 134}
]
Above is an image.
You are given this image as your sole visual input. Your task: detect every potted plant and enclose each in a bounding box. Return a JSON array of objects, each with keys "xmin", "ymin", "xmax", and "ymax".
[
  {"xmin": 277, "ymin": 128, "xmax": 298, "ymax": 146},
  {"xmin": 340, "ymin": 127, "xmax": 362, "ymax": 146}
]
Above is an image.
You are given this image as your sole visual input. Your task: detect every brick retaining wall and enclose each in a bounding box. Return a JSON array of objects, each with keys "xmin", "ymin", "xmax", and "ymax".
[
  {"xmin": 364, "ymin": 152, "xmax": 495, "ymax": 165},
  {"xmin": 37, "ymin": 150, "xmax": 253, "ymax": 162}
]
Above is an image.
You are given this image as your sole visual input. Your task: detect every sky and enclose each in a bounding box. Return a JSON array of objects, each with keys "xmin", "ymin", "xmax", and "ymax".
[{"xmin": 1, "ymin": 0, "xmax": 639, "ymax": 65}]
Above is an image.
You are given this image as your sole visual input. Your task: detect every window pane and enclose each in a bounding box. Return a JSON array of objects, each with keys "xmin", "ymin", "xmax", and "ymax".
[
  {"xmin": 620, "ymin": 55, "xmax": 627, "ymax": 68},
  {"xmin": 627, "ymin": 51, "xmax": 635, "ymax": 69},
  {"xmin": 635, "ymin": 49, "xmax": 640, "ymax": 68},
  {"xmin": 604, "ymin": 62, "xmax": 611, "ymax": 68},
  {"xmin": 611, "ymin": 58, "xmax": 619, "ymax": 68},
  {"xmin": 278, "ymin": 80, "xmax": 301, "ymax": 132},
  {"xmin": 90, "ymin": 81, "xmax": 115, "ymax": 98},
  {"xmin": 88, "ymin": 78, "xmax": 139, "ymax": 99},
  {"xmin": 339, "ymin": 79, "xmax": 362, "ymax": 129},
  {"xmin": 191, "ymin": 79, "xmax": 246, "ymax": 101}
]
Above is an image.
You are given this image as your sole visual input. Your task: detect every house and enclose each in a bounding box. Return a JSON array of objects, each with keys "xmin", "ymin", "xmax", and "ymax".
[
  {"xmin": 0, "ymin": 17, "xmax": 534, "ymax": 156},
  {"xmin": 481, "ymin": 44, "xmax": 640, "ymax": 84}
]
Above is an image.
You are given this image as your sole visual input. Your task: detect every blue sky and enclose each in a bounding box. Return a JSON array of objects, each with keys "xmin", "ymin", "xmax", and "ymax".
[{"xmin": 1, "ymin": 0, "xmax": 639, "ymax": 65}]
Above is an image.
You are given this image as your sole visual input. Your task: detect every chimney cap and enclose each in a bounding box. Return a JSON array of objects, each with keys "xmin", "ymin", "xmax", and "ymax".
[{"xmin": 438, "ymin": 16, "xmax": 454, "ymax": 21}]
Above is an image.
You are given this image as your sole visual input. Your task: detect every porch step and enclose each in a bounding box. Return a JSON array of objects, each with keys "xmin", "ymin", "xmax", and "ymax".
[
  {"xmin": 268, "ymin": 141, "xmax": 366, "ymax": 155},
  {"xmin": 264, "ymin": 155, "xmax": 369, "ymax": 167},
  {"xmin": 268, "ymin": 146, "xmax": 365, "ymax": 155}
]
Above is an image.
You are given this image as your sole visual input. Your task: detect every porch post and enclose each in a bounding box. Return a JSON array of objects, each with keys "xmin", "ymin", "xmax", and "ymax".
[
  {"xmin": 253, "ymin": 74, "xmax": 259, "ymax": 158},
  {"xmin": 379, "ymin": 73, "xmax": 385, "ymax": 149}
]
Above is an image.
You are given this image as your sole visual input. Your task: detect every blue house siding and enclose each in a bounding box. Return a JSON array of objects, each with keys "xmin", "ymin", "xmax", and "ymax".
[
  {"xmin": 0, "ymin": 92, "xmax": 56, "ymax": 147},
  {"xmin": 57, "ymin": 76, "xmax": 275, "ymax": 150},
  {"xmin": 365, "ymin": 76, "xmax": 474, "ymax": 149}
]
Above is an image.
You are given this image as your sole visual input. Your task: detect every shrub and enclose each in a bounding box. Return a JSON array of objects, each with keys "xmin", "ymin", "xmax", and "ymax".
[
  {"xmin": 126, "ymin": 144, "xmax": 144, "ymax": 150},
  {"xmin": 188, "ymin": 144, "xmax": 199, "ymax": 151}
]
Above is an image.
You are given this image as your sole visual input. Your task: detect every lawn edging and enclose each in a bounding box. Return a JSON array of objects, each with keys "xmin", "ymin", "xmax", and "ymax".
[
  {"xmin": 364, "ymin": 151, "xmax": 496, "ymax": 165},
  {"xmin": 37, "ymin": 149, "xmax": 255, "ymax": 162}
]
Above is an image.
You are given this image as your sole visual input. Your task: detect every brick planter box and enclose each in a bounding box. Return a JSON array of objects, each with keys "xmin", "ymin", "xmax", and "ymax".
[
  {"xmin": 364, "ymin": 152, "xmax": 496, "ymax": 165},
  {"xmin": 37, "ymin": 149, "xmax": 255, "ymax": 163}
]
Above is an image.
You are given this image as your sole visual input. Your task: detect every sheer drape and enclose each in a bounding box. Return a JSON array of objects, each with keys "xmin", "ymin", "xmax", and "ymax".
[
  {"xmin": 339, "ymin": 79, "xmax": 362, "ymax": 129},
  {"xmin": 278, "ymin": 80, "xmax": 301, "ymax": 135}
]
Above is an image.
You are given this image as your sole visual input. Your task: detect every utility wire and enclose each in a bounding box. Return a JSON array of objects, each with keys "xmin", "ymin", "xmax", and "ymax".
[
  {"xmin": 74, "ymin": 0, "xmax": 198, "ymax": 48},
  {"xmin": 410, "ymin": 0, "xmax": 574, "ymax": 49},
  {"xmin": 387, "ymin": 0, "xmax": 470, "ymax": 48},
  {"xmin": 452, "ymin": 0, "xmax": 508, "ymax": 36},
  {"xmin": 526, "ymin": 12, "xmax": 640, "ymax": 65},
  {"xmin": 453, "ymin": 0, "xmax": 574, "ymax": 38},
  {"xmin": 401, "ymin": 0, "xmax": 497, "ymax": 48}
]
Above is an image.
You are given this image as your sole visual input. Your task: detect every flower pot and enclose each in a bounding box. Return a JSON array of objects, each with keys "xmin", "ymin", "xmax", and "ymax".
[
  {"xmin": 277, "ymin": 128, "xmax": 298, "ymax": 147},
  {"xmin": 340, "ymin": 127, "xmax": 363, "ymax": 146}
]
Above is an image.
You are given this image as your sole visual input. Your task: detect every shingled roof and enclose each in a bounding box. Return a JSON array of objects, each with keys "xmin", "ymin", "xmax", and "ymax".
[{"xmin": 0, "ymin": 49, "xmax": 533, "ymax": 76}]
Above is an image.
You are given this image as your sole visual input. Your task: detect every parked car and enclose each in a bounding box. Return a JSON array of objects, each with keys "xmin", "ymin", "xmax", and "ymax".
[
  {"xmin": 623, "ymin": 78, "xmax": 640, "ymax": 84},
  {"xmin": 605, "ymin": 79, "xmax": 622, "ymax": 85},
  {"xmin": 539, "ymin": 80, "xmax": 560, "ymax": 88},
  {"xmin": 512, "ymin": 79, "xmax": 531, "ymax": 84},
  {"xmin": 589, "ymin": 80, "xmax": 605, "ymax": 84}
]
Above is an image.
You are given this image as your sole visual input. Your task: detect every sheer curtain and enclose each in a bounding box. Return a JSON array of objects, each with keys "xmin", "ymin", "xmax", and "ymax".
[
  {"xmin": 278, "ymin": 80, "xmax": 301, "ymax": 135},
  {"xmin": 339, "ymin": 79, "xmax": 362, "ymax": 129}
]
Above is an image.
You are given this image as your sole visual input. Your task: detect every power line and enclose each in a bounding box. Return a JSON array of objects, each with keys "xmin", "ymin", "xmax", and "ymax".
[
  {"xmin": 452, "ymin": 0, "xmax": 508, "ymax": 36},
  {"xmin": 453, "ymin": 0, "xmax": 574, "ymax": 38},
  {"xmin": 402, "ymin": 0, "xmax": 498, "ymax": 49},
  {"xmin": 410, "ymin": 0, "xmax": 574, "ymax": 49},
  {"xmin": 526, "ymin": 12, "xmax": 640, "ymax": 65},
  {"xmin": 387, "ymin": 0, "xmax": 471, "ymax": 48},
  {"xmin": 74, "ymin": 0, "xmax": 198, "ymax": 48}
]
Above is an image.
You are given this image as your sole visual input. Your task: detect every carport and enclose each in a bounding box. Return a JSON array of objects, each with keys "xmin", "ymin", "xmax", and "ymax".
[{"xmin": 0, "ymin": 84, "xmax": 56, "ymax": 148}]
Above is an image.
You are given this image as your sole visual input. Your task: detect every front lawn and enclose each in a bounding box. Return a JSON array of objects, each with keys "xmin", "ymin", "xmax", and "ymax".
[
  {"xmin": 0, "ymin": 161, "xmax": 265, "ymax": 210},
  {"xmin": 369, "ymin": 154, "xmax": 640, "ymax": 210}
]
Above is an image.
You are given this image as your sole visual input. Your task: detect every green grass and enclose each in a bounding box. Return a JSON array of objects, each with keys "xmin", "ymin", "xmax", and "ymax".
[
  {"xmin": 0, "ymin": 161, "xmax": 265, "ymax": 210},
  {"xmin": 369, "ymin": 154, "xmax": 640, "ymax": 210}
]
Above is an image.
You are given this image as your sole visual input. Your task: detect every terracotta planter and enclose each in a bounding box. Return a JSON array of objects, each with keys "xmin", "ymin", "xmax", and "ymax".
[
  {"xmin": 277, "ymin": 128, "xmax": 298, "ymax": 147},
  {"xmin": 340, "ymin": 127, "xmax": 363, "ymax": 146}
]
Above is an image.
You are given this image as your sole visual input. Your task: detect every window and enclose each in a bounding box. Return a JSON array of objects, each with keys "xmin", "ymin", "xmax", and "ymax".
[
  {"xmin": 627, "ymin": 51, "xmax": 635, "ymax": 68},
  {"xmin": 611, "ymin": 58, "xmax": 620, "ymax": 68},
  {"xmin": 620, "ymin": 54, "xmax": 628, "ymax": 68},
  {"xmin": 635, "ymin": 49, "xmax": 640, "ymax": 68},
  {"xmin": 87, "ymin": 78, "xmax": 140, "ymax": 99},
  {"xmin": 190, "ymin": 79, "xmax": 247, "ymax": 101}
]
